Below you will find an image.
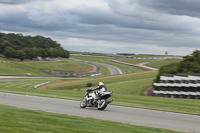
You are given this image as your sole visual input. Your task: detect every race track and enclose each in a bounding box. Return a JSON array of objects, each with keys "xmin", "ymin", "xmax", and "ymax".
[
  {"xmin": 0, "ymin": 92, "xmax": 199, "ymax": 133},
  {"xmin": 71, "ymin": 58, "xmax": 123, "ymax": 75}
]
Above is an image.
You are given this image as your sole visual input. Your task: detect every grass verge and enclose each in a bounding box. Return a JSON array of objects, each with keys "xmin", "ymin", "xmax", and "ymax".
[{"xmin": 0, "ymin": 104, "xmax": 187, "ymax": 133}]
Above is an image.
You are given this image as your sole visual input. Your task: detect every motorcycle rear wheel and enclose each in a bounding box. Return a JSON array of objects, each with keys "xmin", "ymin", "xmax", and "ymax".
[
  {"xmin": 80, "ymin": 98, "xmax": 87, "ymax": 108},
  {"xmin": 97, "ymin": 99, "xmax": 107, "ymax": 110}
]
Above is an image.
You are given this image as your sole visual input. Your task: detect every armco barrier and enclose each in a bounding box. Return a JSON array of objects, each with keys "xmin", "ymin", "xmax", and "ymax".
[{"xmin": 34, "ymin": 81, "xmax": 53, "ymax": 89}]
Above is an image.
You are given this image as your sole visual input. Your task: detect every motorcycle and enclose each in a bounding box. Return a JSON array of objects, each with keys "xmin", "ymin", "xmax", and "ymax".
[{"xmin": 80, "ymin": 89, "xmax": 113, "ymax": 110}]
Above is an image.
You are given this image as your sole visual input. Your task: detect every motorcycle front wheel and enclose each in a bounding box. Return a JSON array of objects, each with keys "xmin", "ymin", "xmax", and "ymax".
[
  {"xmin": 80, "ymin": 98, "xmax": 87, "ymax": 108},
  {"xmin": 97, "ymin": 99, "xmax": 107, "ymax": 110}
]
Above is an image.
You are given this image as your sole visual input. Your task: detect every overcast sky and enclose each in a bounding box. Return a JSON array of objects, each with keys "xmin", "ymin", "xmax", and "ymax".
[{"xmin": 1, "ymin": 0, "xmax": 200, "ymax": 55}]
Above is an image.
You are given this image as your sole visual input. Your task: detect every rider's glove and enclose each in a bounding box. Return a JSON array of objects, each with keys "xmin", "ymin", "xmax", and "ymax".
[{"xmin": 87, "ymin": 89, "xmax": 92, "ymax": 92}]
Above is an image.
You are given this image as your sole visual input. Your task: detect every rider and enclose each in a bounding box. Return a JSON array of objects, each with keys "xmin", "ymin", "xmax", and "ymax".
[
  {"xmin": 92, "ymin": 82, "xmax": 107, "ymax": 92},
  {"xmin": 87, "ymin": 82, "xmax": 107, "ymax": 103}
]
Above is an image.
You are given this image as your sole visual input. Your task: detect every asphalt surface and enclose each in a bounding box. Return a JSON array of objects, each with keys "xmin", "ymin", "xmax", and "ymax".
[
  {"xmin": 99, "ymin": 62, "xmax": 123, "ymax": 75},
  {"xmin": 0, "ymin": 92, "xmax": 199, "ymax": 133},
  {"xmin": 71, "ymin": 58, "xmax": 123, "ymax": 75}
]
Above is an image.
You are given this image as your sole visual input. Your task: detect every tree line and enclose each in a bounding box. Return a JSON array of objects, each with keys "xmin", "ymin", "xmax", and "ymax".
[
  {"xmin": 0, "ymin": 33, "xmax": 69, "ymax": 60},
  {"xmin": 155, "ymin": 50, "xmax": 200, "ymax": 82}
]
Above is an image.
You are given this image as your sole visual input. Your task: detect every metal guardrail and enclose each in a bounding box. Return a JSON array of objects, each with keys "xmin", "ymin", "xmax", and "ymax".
[{"xmin": 34, "ymin": 81, "xmax": 54, "ymax": 89}]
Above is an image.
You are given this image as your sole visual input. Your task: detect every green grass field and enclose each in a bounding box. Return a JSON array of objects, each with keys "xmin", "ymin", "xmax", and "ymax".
[
  {"xmin": 40, "ymin": 71, "xmax": 200, "ymax": 115},
  {"xmin": 20, "ymin": 59, "xmax": 93, "ymax": 73},
  {"xmin": 0, "ymin": 54, "xmax": 198, "ymax": 132},
  {"xmin": 0, "ymin": 59, "xmax": 48, "ymax": 76},
  {"xmin": 71, "ymin": 55, "xmax": 182, "ymax": 71},
  {"xmin": 114, "ymin": 58, "xmax": 182, "ymax": 69},
  {"xmin": 0, "ymin": 57, "xmax": 94, "ymax": 76},
  {"xmin": 71, "ymin": 55, "xmax": 145, "ymax": 74},
  {"xmin": 0, "ymin": 71, "xmax": 199, "ymax": 115},
  {"xmin": 132, "ymin": 54, "xmax": 182, "ymax": 58},
  {"xmin": 40, "ymin": 71, "xmax": 157, "ymax": 94},
  {"xmin": 0, "ymin": 105, "xmax": 186, "ymax": 133}
]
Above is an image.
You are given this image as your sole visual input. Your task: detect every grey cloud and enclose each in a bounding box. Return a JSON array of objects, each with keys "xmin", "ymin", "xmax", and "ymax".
[
  {"xmin": 0, "ymin": 0, "xmax": 52, "ymax": 5},
  {"xmin": 72, "ymin": 8, "xmax": 186, "ymax": 33},
  {"xmin": 139, "ymin": 0, "xmax": 200, "ymax": 18},
  {"xmin": 0, "ymin": 0, "xmax": 200, "ymax": 55},
  {"xmin": 0, "ymin": 0, "xmax": 33, "ymax": 4},
  {"xmin": 0, "ymin": 0, "xmax": 193, "ymax": 34},
  {"xmin": 54, "ymin": 23, "xmax": 200, "ymax": 49}
]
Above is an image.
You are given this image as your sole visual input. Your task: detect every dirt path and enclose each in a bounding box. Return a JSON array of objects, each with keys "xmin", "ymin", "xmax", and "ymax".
[
  {"xmin": 144, "ymin": 86, "xmax": 154, "ymax": 96},
  {"xmin": 109, "ymin": 59, "xmax": 158, "ymax": 71},
  {"xmin": 136, "ymin": 62, "xmax": 159, "ymax": 71}
]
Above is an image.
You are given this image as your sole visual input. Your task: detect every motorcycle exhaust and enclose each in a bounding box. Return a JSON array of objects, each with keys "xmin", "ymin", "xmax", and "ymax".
[{"xmin": 107, "ymin": 99, "xmax": 113, "ymax": 104}]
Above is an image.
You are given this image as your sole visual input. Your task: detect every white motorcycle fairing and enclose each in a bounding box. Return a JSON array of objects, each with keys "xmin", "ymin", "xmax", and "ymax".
[{"xmin": 80, "ymin": 89, "xmax": 113, "ymax": 110}]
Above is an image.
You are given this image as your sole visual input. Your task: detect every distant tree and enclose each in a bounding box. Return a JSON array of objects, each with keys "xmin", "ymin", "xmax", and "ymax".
[
  {"xmin": 3, "ymin": 47, "xmax": 16, "ymax": 57},
  {"xmin": 23, "ymin": 48, "xmax": 32, "ymax": 59},
  {"xmin": 48, "ymin": 48, "xmax": 58, "ymax": 57},
  {"xmin": 0, "ymin": 40, "xmax": 12, "ymax": 53},
  {"xmin": 38, "ymin": 48, "xmax": 48, "ymax": 58},
  {"xmin": 15, "ymin": 50, "xmax": 26, "ymax": 61},
  {"xmin": 56, "ymin": 47, "xmax": 70, "ymax": 58},
  {"xmin": 63, "ymin": 50, "xmax": 70, "ymax": 58},
  {"xmin": 30, "ymin": 48, "xmax": 39, "ymax": 58},
  {"xmin": 192, "ymin": 50, "xmax": 200, "ymax": 62},
  {"xmin": 0, "ymin": 32, "xmax": 70, "ymax": 60},
  {"xmin": 155, "ymin": 62, "xmax": 179, "ymax": 82},
  {"xmin": 155, "ymin": 50, "xmax": 200, "ymax": 82},
  {"xmin": 178, "ymin": 52, "xmax": 200, "ymax": 74}
]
